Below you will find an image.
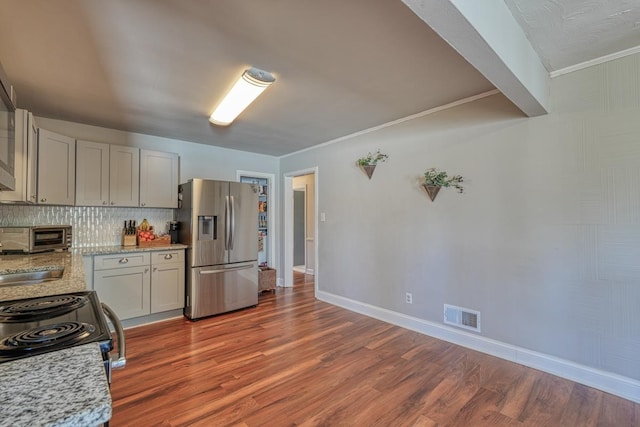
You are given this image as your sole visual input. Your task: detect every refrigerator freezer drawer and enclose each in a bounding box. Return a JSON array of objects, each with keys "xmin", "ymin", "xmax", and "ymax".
[{"xmin": 185, "ymin": 262, "xmax": 258, "ymax": 320}]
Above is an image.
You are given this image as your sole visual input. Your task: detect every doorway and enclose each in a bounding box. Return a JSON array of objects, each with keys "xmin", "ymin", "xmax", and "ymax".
[
  {"xmin": 284, "ymin": 168, "xmax": 318, "ymax": 293},
  {"xmin": 293, "ymin": 187, "xmax": 306, "ymax": 273}
]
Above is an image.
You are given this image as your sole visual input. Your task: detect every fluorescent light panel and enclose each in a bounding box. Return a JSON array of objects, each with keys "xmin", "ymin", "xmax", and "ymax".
[{"xmin": 209, "ymin": 67, "xmax": 275, "ymax": 126}]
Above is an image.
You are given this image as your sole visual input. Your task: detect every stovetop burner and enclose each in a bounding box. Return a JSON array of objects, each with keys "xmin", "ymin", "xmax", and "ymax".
[
  {"xmin": 0, "ymin": 294, "xmax": 88, "ymax": 322},
  {"xmin": 0, "ymin": 321, "xmax": 96, "ymax": 356},
  {"xmin": 0, "ymin": 291, "xmax": 113, "ymax": 363}
]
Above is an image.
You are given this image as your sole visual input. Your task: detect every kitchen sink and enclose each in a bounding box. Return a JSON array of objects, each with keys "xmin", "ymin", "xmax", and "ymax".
[{"xmin": 0, "ymin": 267, "xmax": 65, "ymax": 287}]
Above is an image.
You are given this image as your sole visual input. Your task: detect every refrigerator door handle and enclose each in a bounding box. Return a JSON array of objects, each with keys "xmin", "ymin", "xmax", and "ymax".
[
  {"xmin": 199, "ymin": 263, "xmax": 254, "ymax": 274},
  {"xmin": 229, "ymin": 195, "xmax": 235, "ymax": 250},
  {"xmin": 224, "ymin": 195, "xmax": 230, "ymax": 250}
]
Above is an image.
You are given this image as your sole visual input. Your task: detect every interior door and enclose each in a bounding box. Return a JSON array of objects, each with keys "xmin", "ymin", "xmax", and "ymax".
[{"xmin": 228, "ymin": 182, "xmax": 258, "ymax": 264}]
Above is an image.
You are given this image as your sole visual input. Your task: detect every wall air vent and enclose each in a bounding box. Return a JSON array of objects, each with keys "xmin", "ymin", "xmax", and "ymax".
[{"xmin": 444, "ymin": 304, "xmax": 481, "ymax": 333}]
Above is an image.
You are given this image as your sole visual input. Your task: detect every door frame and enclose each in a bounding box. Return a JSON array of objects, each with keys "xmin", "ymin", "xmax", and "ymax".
[
  {"xmin": 236, "ymin": 170, "xmax": 276, "ymax": 268},
  {"xmin": 284, "ymin": 167, "xmax": 318, "ymax": 292}
]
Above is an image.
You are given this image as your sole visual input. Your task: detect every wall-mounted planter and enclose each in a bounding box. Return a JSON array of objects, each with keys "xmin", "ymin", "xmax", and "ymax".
[
  {"xmin": 356, "ymin": 150, "xmax": 388, "ymax": 180},
  {"xmin": 422, "ymin": 184, "xmax": 441, "ymax": 201},
  {"xmin": 361, "ymin": 164, "xmax": 376, "ymax": 180}
]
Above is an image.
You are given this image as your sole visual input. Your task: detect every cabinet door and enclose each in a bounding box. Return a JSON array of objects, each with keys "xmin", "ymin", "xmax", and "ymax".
[
  {"xmin": 151, "ymin": 250, "xmax": 185, "ymax": 313},
  {"xmin": 140, "ymin": 149, "xmax": 178, "ymax": 208},
  {"xmin": 37, "ymin": 129, "xmax": 76, "ymax": 205},
  {"xmin": 151, "ymin": 263, "xmax": 185, "ymax": 313},
  {"xmin": 25, "ymin": 113, "xmax": 38, "ymax": 204},
  {"xmin": 94, "ymin": 265, "xmax": 151, "ymax": 320},
  {"xmin": 0, "ymin": 109, "xmax": 28, "ymax": 203},
  {"xmin": 110, "ymin": 145, "xmax": 139, "ymax": 207},
  {"xmin": 76, "ymin": 140, "xmax": 109, "ymax": 206}
]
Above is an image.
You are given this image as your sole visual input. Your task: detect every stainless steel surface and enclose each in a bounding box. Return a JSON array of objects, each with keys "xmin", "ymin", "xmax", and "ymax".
[
  {"xmin": 178, "ymin": 179, "xmax": 259, "ymax": 319},
  {"xmin": 0, "ymin": 267, "xmax": 64, "ymax": 287},
  {"xmin": 0, "ymin": 225, "xmax": 71, "ymax": 253},
  {"xmin": 101, "ymin": 302, "xmax": 127, "ymax": 370},
  {"xmin": 186, "ymin": 262, "xmax": 258, "ymax": 320},
  {"xmin": 228, "ymin": 182, "xmax": 258, "ymax": 264}
]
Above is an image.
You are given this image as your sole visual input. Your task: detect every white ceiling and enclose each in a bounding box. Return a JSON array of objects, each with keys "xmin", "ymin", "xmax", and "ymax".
[
  {"xmin": 0, "ymin": 1, "xmax": 638, "ymax": 156},
  {"xmin": 504, "ymin": 0, "xmax": 640, "ymax": 71}
]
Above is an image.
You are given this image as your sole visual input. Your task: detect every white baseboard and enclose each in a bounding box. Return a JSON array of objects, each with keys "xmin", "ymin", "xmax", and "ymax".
[
  {"xmin": 305, "ymin": 268, "xmax": 314, "ymax": 275},
  {"xmin": 276, "ymin": 277, "xmax": 285, "ymax": 287},
  {"xmin": 293, "ymin": 266, "xmax": 306, "ymax": 274},
  {"xmin": 316, "ymin": 290, "xmax": 640, "ymax": 404}
]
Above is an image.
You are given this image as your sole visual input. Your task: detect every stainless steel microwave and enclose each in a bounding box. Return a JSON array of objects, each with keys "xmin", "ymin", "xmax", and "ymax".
[
  {"xmin": 0, "ymin": 226, "xmax": 72, "ymax": 254},
  {"xmin": 0, "ymin": 59, "xmax": 16, "ymax": 191}
]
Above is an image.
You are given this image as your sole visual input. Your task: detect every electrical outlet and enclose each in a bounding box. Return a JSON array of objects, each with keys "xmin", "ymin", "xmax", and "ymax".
[{"xmin": 405, "ymin": 292, "xmax": 413, "ymax": 304}]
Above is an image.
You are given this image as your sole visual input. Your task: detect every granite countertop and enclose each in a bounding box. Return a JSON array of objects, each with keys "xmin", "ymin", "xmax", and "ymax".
[
  {"xmin": 0, "ymin": 251, "xmax": 87, "ymax": 302},
  {"xmin": 75, "ymin": 243, "xmax": 188, "ymax": 256},
  {"xmin": 0, "ymin": 343, "xmax": 112, "ymax": 427},
  {"xmin": 0, "ymin": 244, "xmax": 188, "ymax": 302}
]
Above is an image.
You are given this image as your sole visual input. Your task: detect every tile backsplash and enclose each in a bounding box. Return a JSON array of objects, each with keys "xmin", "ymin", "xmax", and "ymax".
[{"xmin": 0, "ymin": 205, "xmax": 175, "ymax": 248}]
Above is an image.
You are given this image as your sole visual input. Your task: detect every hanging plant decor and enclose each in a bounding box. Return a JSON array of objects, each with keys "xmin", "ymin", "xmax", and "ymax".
[
  {"xmin": 422, "ymin": 168, "xmax": 464, "ymax": 201},
  {"xmin": 356, "ymin": 149, "xmax": 389, "ymax": 180}
]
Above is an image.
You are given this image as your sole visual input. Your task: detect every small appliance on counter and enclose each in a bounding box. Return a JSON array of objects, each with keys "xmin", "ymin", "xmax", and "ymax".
[
  {"xmin": 169, "ymin": 220, "xmax": 179, "ymax": 244},
  {"xmin": 0, "ymin": 225, "xmax": 72, "ymax": 254}
]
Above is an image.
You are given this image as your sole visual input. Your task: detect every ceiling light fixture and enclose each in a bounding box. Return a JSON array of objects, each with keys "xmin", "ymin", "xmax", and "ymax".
[{"xmin": 209, "ymin": 67, "xmax": 276, "ymax": 126}]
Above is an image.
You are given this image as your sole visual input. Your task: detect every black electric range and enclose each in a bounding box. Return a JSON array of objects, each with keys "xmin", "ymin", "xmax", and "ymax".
[{"xmin": 0, "ymin": 291, "xmax": 113, "ymax": 365}]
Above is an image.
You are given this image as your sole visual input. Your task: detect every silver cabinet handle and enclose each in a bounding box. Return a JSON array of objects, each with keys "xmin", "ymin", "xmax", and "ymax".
[
  {"xmin": 144, "ymin": 268, "xmax": 149, "ymax": 273},
  {"xmin": 102, "ymin": 201, "xmax": 108, "ymax": 205},
  {"xmin": 119, "ymin": 258, "xmax": 129, "ymax": 264},
  {"xmin": 40, "ymin": 198, "xmax": 47, "ymax": 202},
  {"xmin": 153, "ymin": 267, "xmax": 157, "ymax": 272},
  {"xmin": 110, "ymin": 201, "xmax": 115, "ymax": 205},
  {"xmin": 200, "ymin": 264, "xmax": 253, "ymax": 274},
  {"xmin": 164, "ymin": 254, "xmax": 173, "ymax": 260},
  {"xmin": 141, "ymin": 202, "xmax": 146, "ymax": 206},
  {"xmin": 101, "ymin": 302, "xmax": 126, "ymax": 369}
]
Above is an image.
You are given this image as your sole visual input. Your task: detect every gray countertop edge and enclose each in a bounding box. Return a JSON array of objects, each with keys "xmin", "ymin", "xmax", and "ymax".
[{"xmin": 75, "ymin": 243, "xmax": 189, "ymax": 256}]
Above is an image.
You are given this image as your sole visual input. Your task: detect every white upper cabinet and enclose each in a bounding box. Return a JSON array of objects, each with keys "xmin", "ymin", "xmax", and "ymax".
[
  {"xmin": 37, "ymin": 128, "xmax": 75, "ymax": 206},
  {"xmin": 139, "ymin": 149, "xmax": 179, "ymax": 208},
  {"xmin": 0, "ymin": 110, "xmax": 38, "ymax": 203},
  {"xmin": 75, "ymin": 141, "xmax": 139, "ymax": 207},
  {"xmin": 110, "ymin": 145, "xmax": 139, "ymax": 206},
  {"xmin": 76, "ymin": 140, "xmax": 109, "ymax": 206}
]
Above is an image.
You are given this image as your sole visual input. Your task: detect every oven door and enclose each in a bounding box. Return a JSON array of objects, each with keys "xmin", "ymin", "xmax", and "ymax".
[
  {"xmin": 100, "ymin": 302, "xmax": 126, "ymax": 383},
  {"xmin": 30, "ymin": 226, "xmax": 71, "ymax": 252}
]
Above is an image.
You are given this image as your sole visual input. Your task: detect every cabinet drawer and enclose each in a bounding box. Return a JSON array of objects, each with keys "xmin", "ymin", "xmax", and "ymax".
[
  {"xmin": 151, "ymin": 250, "xmax": 184, "ymax": 265},
  {"xmin": 94, "ymin": 252, "xmax": 151, "ymax": 270}
]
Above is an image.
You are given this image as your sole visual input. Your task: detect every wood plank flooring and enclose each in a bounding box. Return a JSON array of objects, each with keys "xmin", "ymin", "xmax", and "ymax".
[{"xmin": 110, "ymin": 273, "xmax": 639, "ymax": 426}]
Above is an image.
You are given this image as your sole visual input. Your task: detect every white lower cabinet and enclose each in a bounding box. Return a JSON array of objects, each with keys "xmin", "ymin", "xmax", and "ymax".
[
  {"xmin": 93, "ymin": 249, "xmax": 184, "ymax": 320},
  {"xmin": 94, "ymin": 264, "xmax": 150, "ymax": 320},
  {"xmin": 151, "ymin": 250, "xmax": 185, "ymax": 312}
]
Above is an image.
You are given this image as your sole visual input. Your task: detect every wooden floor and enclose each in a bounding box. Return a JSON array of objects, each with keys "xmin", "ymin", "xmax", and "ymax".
[{"xmin": 110, "ymin": 273, "xmax": 639, "ymax": 426}]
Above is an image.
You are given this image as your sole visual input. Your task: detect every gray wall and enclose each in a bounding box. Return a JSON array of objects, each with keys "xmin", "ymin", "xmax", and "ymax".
[{"xmin": 279, "ymin": 53, "xmax": 640, "ymax": 381}]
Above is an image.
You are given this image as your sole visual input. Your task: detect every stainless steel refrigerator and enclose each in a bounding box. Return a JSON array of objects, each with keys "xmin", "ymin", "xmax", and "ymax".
[{"xmin": 177, "ymin": 179, "xmax": 259, "ymax": 320}]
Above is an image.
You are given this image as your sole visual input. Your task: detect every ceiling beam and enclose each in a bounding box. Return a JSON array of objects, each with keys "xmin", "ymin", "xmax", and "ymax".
[{"xmin": 403, "ymin": 0, "xmax": 549, "ymax": 116}]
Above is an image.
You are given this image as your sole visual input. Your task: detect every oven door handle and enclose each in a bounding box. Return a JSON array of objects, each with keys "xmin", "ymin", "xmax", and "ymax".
[{"xmin": 101, "ymin": 302, "xmax": 127, "ymax": 369}]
